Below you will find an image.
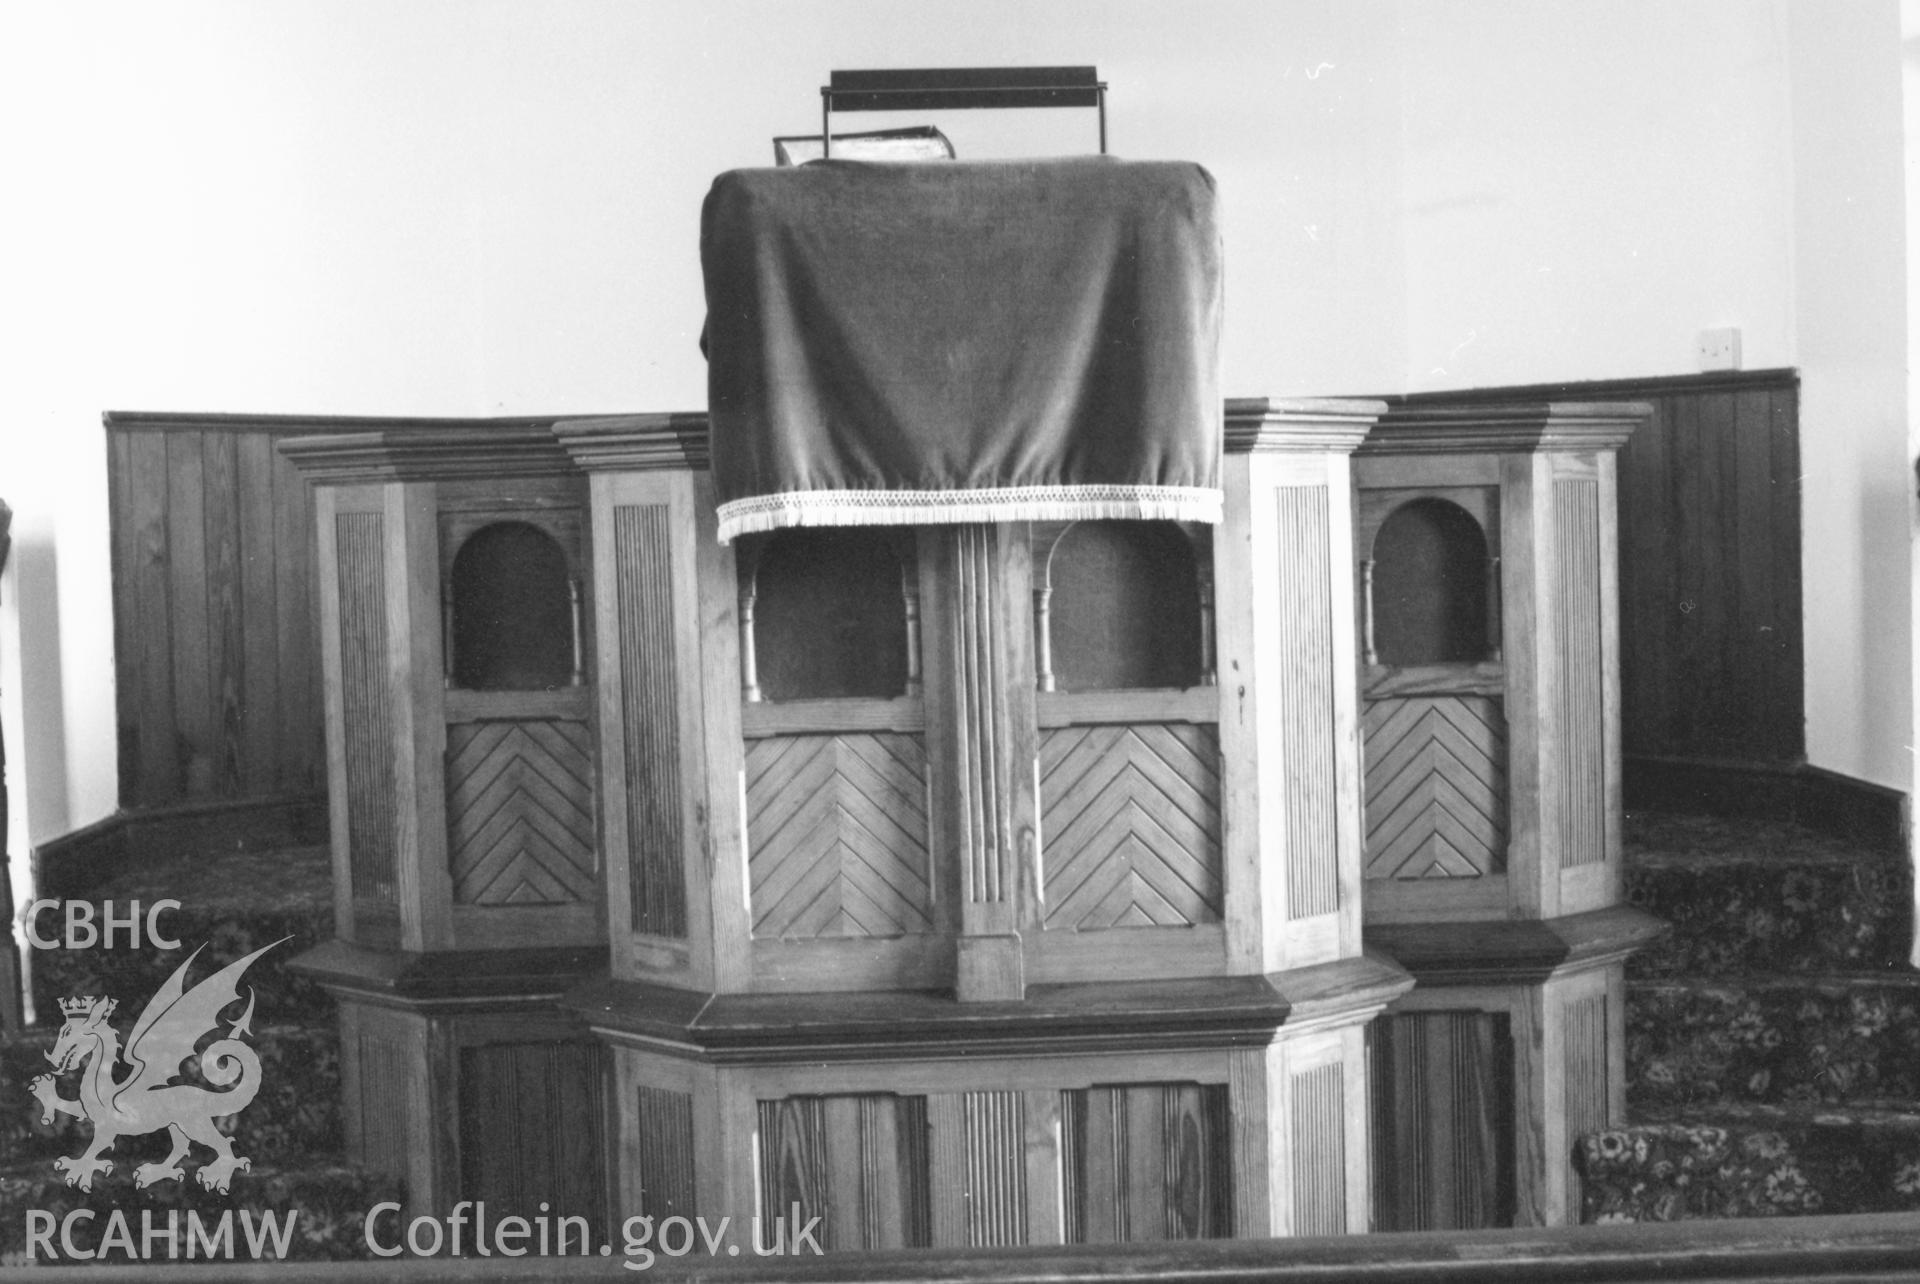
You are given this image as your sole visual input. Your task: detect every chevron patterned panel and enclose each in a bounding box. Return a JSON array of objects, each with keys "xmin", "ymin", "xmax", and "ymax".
[
  {"xmin": 746, "ymin": 733, "xmax": 932, "ymax": 939},
  {"xmin": 1363, "ymin": 696, "xmax": 1507, "ymax": 880},
  {"xmin": 1039, "ymin": 723, "xmax": 1222, "ymax": 930},
  {"xmin": 445, "ymin": 718, "xmax": 597, "ymax": 905}
]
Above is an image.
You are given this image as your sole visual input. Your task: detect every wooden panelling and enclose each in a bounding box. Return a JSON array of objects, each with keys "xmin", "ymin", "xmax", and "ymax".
[
  {"xmin": 1363, "ymin": 696, "xmax": 1508, "ymax": 880},
  {"xmin": 445, "ymin": 719, "xmax": 595, "ymax": 905},
  {"xmin": 1398, "ymin": 372, "xmax": 1802, "ymax": 764},
  {"xmin": 1555, "ymin": 479, "xmax": 1606, "ymax": 869},
  {"xmin": 745, "ymin": 732, "xmax": 932, "ymax": 939},
  {"xmin": 1371, "ymin": 1011, "xmax": 1514, "ymax": 1232},
  {"xmin": 1063, "ymin": 1083, "xmax": 1230, "ymax": 1244},
  {"xmin": 1039, "ymin": 723, "xmax": 1222, "ymax": 929},
  {"xmin": 759, "ymin": 1096, "xmax": 830, "ymax": 1244},
  {"xmin": 612, "ymin": 503, "xmax": 688, "ymax": 939},
  {"xmin": 458, "ymin": 1041, "xmax": 609, "ymax": 1236},
  {"xmin": 107, "ymin": 419, "xmax": 338, "ymax": 809},
  {"xmin": 336, "ymin": 511, "xmax": 397, "ymax": 904},
  {"xmin": 759, "ymin": 1094, "xmax": 931, "ymax": 1251},
  {"xmin": 634, "ymin": 1085, "xmax": 697, "ymax": 1220},
  {"xmin": 1273, "ymin": 485, "xmax": 1340, "ymax": 920}
]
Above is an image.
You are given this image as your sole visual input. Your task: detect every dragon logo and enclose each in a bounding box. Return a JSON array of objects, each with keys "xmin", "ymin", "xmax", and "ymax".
[{"xmin": 30, "ymin": 939, "xmax": 285, "ymax": 1194}]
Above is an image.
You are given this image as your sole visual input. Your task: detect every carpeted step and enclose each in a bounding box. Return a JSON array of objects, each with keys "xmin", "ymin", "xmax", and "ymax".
[
  {"xmin": 1628, "ymin": 975, "xmax": 1920, "ymax": 1110},
  {"xmin": 1624, "ymin": 811, "xmax": 1911, "ymax": 979},
  {"xmin": 0, "ymin": 1154, "xmax": 401, "ymax": 1265},
  {"xmin": 28, "ymin": 844, "xmax": 336, "ymax": 1025},
  {"xmin": 0, "ymin": 1023, "xmax": 342, "ymax": 1166},
  {"xmin": 1577, "ymin": 1110, "xmax": 1920, "ymax": 1222}
]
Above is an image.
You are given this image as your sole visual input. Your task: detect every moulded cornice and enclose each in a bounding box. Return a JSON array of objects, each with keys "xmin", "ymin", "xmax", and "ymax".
[
  {"xmin": 1223, "ymin": 396, "xmax": 1388, "ymax": 455},
  {"xmin": 552, "ymin": 413, "xmax": 711, "ymax": 472},
  {"xmin": 276, "ymin": 427, "xmax": 576, "ymax": 483},
  {"xmin": 1357, "ymin": 401, "xmax": 1650, "ymax": 456}
]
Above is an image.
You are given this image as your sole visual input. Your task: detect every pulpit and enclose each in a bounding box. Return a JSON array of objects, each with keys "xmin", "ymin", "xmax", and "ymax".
[
  {"xmin": 265, "ymin": 133, "xmax": 1692, "ymax": 1249},
  {"xmin": 1353, "ymin": 403, "xmax": 1664, "ymax": 1228},
  {"xmin": 558, "ymin": 395, "xmax": 1408, "ymax": 1247}
]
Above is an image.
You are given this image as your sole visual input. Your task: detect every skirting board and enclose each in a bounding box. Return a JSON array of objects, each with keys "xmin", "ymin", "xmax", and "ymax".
[
  {"xmin": 1624, "ymin": 756, "xmax": 1905, "ymax": 856},
  {"xmin": 31, "ymin": 792, "xmax": 327, "ymax": 901}
]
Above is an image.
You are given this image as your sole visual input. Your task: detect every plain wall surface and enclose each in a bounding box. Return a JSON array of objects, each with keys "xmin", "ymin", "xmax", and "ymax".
[{"xmin": 0, "ymin": 1, "xmax": 1910, "ymax": 869}]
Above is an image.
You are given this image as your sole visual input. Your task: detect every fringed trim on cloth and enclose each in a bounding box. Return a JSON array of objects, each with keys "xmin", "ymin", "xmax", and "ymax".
[{"xmin": 715, "ymin": 484, "xmax": 1223, "ymax": 542}]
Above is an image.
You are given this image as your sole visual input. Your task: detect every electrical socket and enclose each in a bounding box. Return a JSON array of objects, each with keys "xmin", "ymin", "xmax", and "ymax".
[{"xmin": 1697, "ymin": 327, "xmax": 1742, "ymax": 372}]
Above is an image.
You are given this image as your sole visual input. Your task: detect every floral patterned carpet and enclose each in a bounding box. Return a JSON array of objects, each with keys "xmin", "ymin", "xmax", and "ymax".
[
  {"xmin": 0, "ymin": 841, "xmax": 392, "ymax": 1263},
  {"xmin": 1579, "ymin": 810, "xmax": 1920, "ymax": 1221}
]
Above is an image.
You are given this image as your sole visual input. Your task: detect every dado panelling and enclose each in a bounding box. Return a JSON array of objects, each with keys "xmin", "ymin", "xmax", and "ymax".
[{"xmin": 105, "ymin": 413, "xmax": 558, "ymax": 810}]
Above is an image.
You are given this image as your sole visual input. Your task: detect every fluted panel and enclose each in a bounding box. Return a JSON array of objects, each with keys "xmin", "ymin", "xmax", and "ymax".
[
  {"xmin": 336, "ymin": 512, "xmax": 396, "ymax": 902},
  {"xmin": 634, "ymin": 1086, "xmax": 697, "ymax": 1220},
  {"xmin": 929, "ymin": 1091, "xmax": 1026, "ymax": 1247},
  {"xmin": 1290, "ymin": 1062, "xmax": 1346, "ymax": 1236},
  {"xmin": 1363, "ymin": 696, "xmax": 1508, "ymax": 879},
  {"xmin": 953, "ymin": 526, "xmax": 1013, "ymax": 906},
  {"xmin": 1039, "ymin": 723, "xmax": 1221, "ymax": 929},
  {"xmin": 1556, "ymin": 480, "xmax": 1606, "ymax": 868},
  {"xmin": 1273, "ymin": 486, "xmax": 1339, "ymax": 918},
  {"xmin": 1371, "ymin": 1011, "xmax": 1513, "ymax": 1231},
  {"xmin": 354, "ymin": 1036, "xmax": 411, "ymax": 1175},
  {"xmin": 1564, "ymin": 993, "xmax": 1609, "ymax": 1143},
  {"xmin": 745, "ymin": 733, "xmax": 932, "ymax": 938},
  {"xmin": 613, "ymin": 504, "xmax": 687, "ymax": 937},
  {"xmin": 446, "ymin": 719, "xmax": 595, "ymax": 904}
]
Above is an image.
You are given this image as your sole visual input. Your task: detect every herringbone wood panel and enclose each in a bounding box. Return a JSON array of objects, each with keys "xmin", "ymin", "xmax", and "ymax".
[
  {"xmin": 1039, "ymin": 723, "xmax": 1222, "ymax": 929},
  {"xmin": 1363, "ymin": 696, "xmax": 1507, "ymax": 880},
  {"xmin": 746, "ymin": 733, "xmax": 932, "ymax": 939},
  {"xmin": 445, "ymin": 719, "xmax": 596, "ymax": 904}
]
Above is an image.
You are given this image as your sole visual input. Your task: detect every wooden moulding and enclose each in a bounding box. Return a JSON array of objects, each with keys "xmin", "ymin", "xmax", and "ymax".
[
  {"xmin": 566, "ymin": 952, "xmax": 1411, "ymax": 1065},
  {"xmin": 289, "ymin": 937, "xmax": 607, "ymax": 1009},
  {"xmin": 552, "ymin": 413, "xmax": 711, "ymax": 472},
  {"xmin": 1364, "ymin": 904, "xmax": 1665, "ymax": 987},
  {"xmin": 1357, "ymin": 401, "xmax": 1648, "ymax": 457},
  {"xmin": 277, "ymin": 427, "xmax": 578, "ymax": 483}
]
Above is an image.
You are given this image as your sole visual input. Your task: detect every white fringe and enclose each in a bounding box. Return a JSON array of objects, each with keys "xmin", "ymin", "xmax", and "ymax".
[{"xmin": 715, "ymin": 485, "xmax": 1223, "ymax": 542}]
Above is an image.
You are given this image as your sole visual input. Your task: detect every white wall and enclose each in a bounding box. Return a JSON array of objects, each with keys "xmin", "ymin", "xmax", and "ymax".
[
  {"xmin": 1789, "ymin": 1, "xmax": 1909, "ymax": 790},
  {"xmin": 1398, "ymin": 1, "xmax": 1797, "ymax": 388},
  {"xmin": 1, "ymin": 0, "xmax": 1911, "ymax": 856}
]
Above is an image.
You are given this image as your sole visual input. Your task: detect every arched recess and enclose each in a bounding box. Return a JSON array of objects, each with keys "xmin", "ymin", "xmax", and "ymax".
[
  {"xmin": 448, "ymin": 520, "xmax": 577, "ymax": 691},
  {"xmin": 1369, "ymin": 498, "xmax": 1496, "ymax": 667},
  {"xmin": 739, "ymin": 527, "xmax": 914, "ymax": 702},
  {"xmin": 1039, "ymin": 520, "xmax": 1207, "ymax": 692}
]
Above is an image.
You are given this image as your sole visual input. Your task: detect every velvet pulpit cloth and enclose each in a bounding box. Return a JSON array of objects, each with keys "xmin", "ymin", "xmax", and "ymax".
[{"xmin": 700, "ymin": 156, "xmax": 1223, "ymax": 542}]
